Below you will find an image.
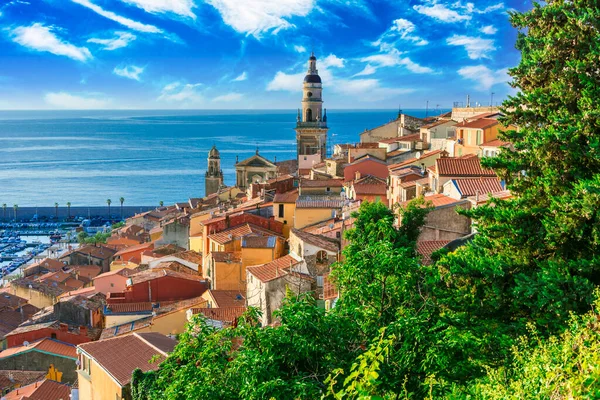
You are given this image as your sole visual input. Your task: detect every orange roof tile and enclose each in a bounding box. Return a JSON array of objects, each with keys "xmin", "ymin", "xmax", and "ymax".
[
  {"xmin": 300, "ymin": 178, "xmax": 344, "ymax": 187},
  {"xmin": 436, "ymin": 157, "xmax": 496, "ymax": 177},
  {"xmin": 246, "ymin": 255, "xmax": 303, "ymax": 283},
  {"xmin": 323, "ymin": 273, "xmax": 338, "ymax": 301},
  {"xmin": 0, "ymin": 338, "xmax": 76, "ymax": 360},
  {"xmin": 208, "ymin": 223, "xmax": 279, "ymax": 245},
  {"xmin": 2, "ymin": 379, "xmax": 71, "ymax": 400},
  {"xmin": 456, "ymin": 118, "xmax": 499, "ymax": 129},
  {"xmin": 273, "ymin": 189, "xmax": 299, "ymax": 203},
  {"xmin": 192, "ymin": 307, "xmax": 247, "ymax": 324},
  {"xmin": 417, "ymin": 240, "xmax": 452, "ymax": 265},
  {"xmin": 388, "ymin": 150, "xmax": 444, "ymax": 171},
  {"xmin": 205, "ymin": 290, "xmax": 245, "ymax": 308},
  {"xmin": 451, "ymin": 177, "xmax": 504, "ymax": 197}
]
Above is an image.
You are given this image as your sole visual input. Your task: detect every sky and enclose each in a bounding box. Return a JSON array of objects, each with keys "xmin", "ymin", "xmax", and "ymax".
[{"xmin": 0, "ymin": 0, "xmax": 530, "ymax": 110}]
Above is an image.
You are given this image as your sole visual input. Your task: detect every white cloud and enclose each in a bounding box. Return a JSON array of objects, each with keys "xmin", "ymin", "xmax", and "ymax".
[
  {"xmin": 294, "ymin": 45, "xmax": 306, "ymax": 53},
  {"xmin": 113, "ymin": 65, "xmax": 144, "ymax": 81},
  {"xmin": 379, "ymin": 18, "xmax": 428, "ymax": 46},
  {"xmin": 231, "ymin": 71, "xmax": 247, "ymax": 82},
  {"xmin": 413, "ymin": 3, "xmax": 471, "ymax": 23},
  {"xmin": 480, "ymin": 25, "xmax": 498, "ymax": 35},
  {"xmin": 88, "ymin": 31, "xmax": 136, "ymax": 50},
  {"xmin": 360, "ymin": 48, "xmax": 433, "ymax": 74},
  {"xmin": 205, "ymin": 0, "xmax": 315, "ymax": 37},
  {"xmin": 158, "ymin": 81, "xmax": 202, "ymax": 102},
  {"xmin": 45, "ymin": 92, "xmax": 109, "ymax": 109},
  {"xmin": 477, "ymin": 3, "xmax": 504, "ymax": 13},
  {"xmin": 71, "ymin": 0, "xmax": 163, "ymax": 33},
  {"xmin": 320, "ymin": 54, "xmax": 345, "ymax": 68},
  {"xmin": 353, "ymin": 64, "xmax": 377, "ymax": 77},
  {"xmin": 121, "ymin": 0, "xmax": 196, "ymax": 19},
  {"xmin": 457, "ymin": 65, "xmax": 509, "ymax": 90},
  {"xmin": 334, "ymin": 78, "xmax": 413, "ymax": 100},
  {"xmin": 10, "ymin": 23, "xmax": 92, "ymax": 62},
  {"xmin": 266, "ymin": 71, "xmax": 304, "ymax": 92},
  {"xmin": 447, "ymin": 35, "xmax": 495, "ymax": 59},
  {"xmin": 213, "ymin": 92, "xmax": 243, "ymax": 102}
]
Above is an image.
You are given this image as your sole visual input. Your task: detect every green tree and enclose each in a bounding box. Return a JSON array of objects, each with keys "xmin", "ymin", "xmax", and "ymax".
[
  {"xmin": 106, "ymin": 198, "xmax": 112, "ymax": 219},
  {"xmin": 66, "ymin": 202, "xmax": 71, "ymax": 219},
  {"xmin": 428, "ymin": 1, "xmax": 600, "ymax": 387},
  {"xmin": 119, "ymin": 197, "xmax": 125, "ymax": 220},
  {"xmin": 159, "ymin": 200, "xmax": 164, "ymax": 207}
]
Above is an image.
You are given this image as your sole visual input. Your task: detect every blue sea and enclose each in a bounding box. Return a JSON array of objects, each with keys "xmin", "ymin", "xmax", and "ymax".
[{"xmin": 0, "ymin": 109, "xmax": 438, "ymax": 206}]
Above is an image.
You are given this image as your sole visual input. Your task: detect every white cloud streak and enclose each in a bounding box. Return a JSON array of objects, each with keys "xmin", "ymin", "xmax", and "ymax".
[
  {"xmin": 10, "ymin": 23, "xmax": 92, "ymax": 62},
  {"xmin": 88, "ymin": 31, "xmax": 136, "ymax": 50},
  {"xmin": 413, "ymin": 3, "xmax": 470, "ymax": 23},
  {"xmin": 205, "ymin": 0, "xmax": 315, "ymax": 37},
  {"xmin": 158, "ymin": 82, "xmax": 202, "ymax": 102},
  {"xmin": 457, "ymin": 65, "xmax": 509, "ymax": 90},
  {"xmin": 213, "ymin": 92, "xmax": 243, "ymax": 102},
  {"xmin": 121, "ymin": 0, "xmax": 196, "ymax": 19},
  {"xmin": 480, "ymin": 25, "xmax": 498, "ymax": 35},
  {"xmin": 294, "ymin": 45, "xmax": 306, "ymax": 53},
  {"xmin": 360, "ymin": 49, "xmax": 433, "ymax": 74},
  {"xmin": 71, "ymin": 0, "xmax": 163, "ymax": 33},
  {"xmin": 231, "ymin": 71, "xmax": 247, "ymax": 82},
  {"xmin": 447, "ymin": 35, "xmax": 496, "ymax": 59},
  {"xmin": 353, "ymin": 64, "xmax": 377, "ymax": 77},
  {"xmin": 45, "ymin": 92, "xmax": 109, "ymax": 109},
  {"xmin": 113, "ymin": 65, "xmax": 145, "ymax": 81}
]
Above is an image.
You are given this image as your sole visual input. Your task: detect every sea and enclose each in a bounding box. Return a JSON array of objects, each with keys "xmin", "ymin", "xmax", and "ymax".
[{"xmin": 0, "ymin": 109, "xmax": 440, "ymax": 206}]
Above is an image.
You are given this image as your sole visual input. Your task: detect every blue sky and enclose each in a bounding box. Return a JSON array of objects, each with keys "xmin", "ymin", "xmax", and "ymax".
[{"xmin": 0, "ymin": 0, "xmax": 529, "ymax": 109}]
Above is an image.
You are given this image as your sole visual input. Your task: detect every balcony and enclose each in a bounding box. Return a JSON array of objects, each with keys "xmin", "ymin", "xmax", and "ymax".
[{"xmin": 296, "ymin": 121, "xmax": 328, "ymax": 129}]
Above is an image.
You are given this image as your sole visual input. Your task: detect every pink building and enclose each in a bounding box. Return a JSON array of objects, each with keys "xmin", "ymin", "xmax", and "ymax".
[
  {"xmin": 343, "ymin": 155, "xmax": 388, "ymax": 182},
  {"xmin": 93, "ymin": 268, "xmax": 136, "ymax": 295}
]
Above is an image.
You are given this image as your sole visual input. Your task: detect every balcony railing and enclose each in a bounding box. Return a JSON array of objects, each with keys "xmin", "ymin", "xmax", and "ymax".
[{"xmin": 296, "ymin": 121, "xmax": 328, "ymax": 128}]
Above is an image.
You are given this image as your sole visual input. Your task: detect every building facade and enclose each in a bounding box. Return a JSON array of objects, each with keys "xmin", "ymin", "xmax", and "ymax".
[{"xmin": 295, "ymin": 53, "xmax": 329, "ymax": 172}]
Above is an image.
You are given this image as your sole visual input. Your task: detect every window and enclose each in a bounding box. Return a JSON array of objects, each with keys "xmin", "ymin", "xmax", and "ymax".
[
  {"xmin": 51, "ymin": 333, "xmax": 57, "ymax": 339},
  {"xmin": 298, "ymin": 244, "xmax": 302, "ymax": 256},
  {"xmin": 110, "ymin": 283, "xmax": 114, "ymax": 287},
  {"xmin": 316, "ymin": 250, "xmax": 328, "ymax": 264},
  {"xmin": 476, "ymin": 130, "xmax": 482, "ymax": 145},
  {"xmin": 278, "ymin": 204, "xmax": 284, "ymax": 218},
  {"xmin": 326, "ymin": 187, "xmax": 331, "ymax": 192},
  {"xmin": 336, "ymin": 231, "xmax": 341, "ymax": 239},
  {"xmin": 316, "ymin": 276, "xmax": 324, "ymax": 287}
]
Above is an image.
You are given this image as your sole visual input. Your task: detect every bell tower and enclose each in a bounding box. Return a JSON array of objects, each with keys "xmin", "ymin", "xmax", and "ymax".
[
  {"xmin": 295, "ymin": 52, "xmax": 328, "ymax": 173},
  {"xmin": 205, "ymin": 145, "xmax": 223, "ymax": 196}
]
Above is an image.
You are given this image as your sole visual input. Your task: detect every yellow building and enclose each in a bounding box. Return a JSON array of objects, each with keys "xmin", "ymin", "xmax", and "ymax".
[
  {"xmin": 294, "ymin": 196, "xmax": 346, "ymax": 229},
  {"xmin": 273, "ymin": 189, "xmax": 299, "ymax": 238},
  {"xmin": 77, "ymin": 332, "xmax": 176, "ymax": 400},
  {"xmin": 188, "ymin": 210, "xmax": 213, "ymax": 253},
  {"xmin": 454, "ymin": 118, "xmax": 501, "ymax": 157},
  {"xmin": 10, "ymin": 279, "xmax": 63, "ymax": 309},
  {"xmin": 109, "ymin": 260, "xmax": 138, "ymax": 271}
]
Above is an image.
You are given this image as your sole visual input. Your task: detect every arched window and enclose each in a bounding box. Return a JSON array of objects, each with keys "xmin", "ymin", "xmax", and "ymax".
[
  {"xmin": 316, "ymin": 250, "xmax": 328, "ymax": 264},
  {"xmin": 306, "ymin": 109, "xmax": 313, "ymax": 122}
]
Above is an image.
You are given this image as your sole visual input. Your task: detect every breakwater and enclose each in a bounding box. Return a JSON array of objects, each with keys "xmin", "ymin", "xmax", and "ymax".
[{"xmin": 0, "ymin": 206, "xmax": 156, "ymax": 221}]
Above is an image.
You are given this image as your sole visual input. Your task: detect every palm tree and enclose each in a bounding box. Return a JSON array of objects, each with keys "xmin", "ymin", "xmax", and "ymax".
[
  {"xmin": 66, "ymin": 202, "xmax": 71, "ymax": 220},
  {"xmin": 2, "ymin": 204, "xmax": 6, "ymax": 221},
  {"xmin": 159, "ymin": 201, "xmax": 164, "ymax": 207},
  {"xmin": 54, "ymin": 202, "xmax": 59, "ymax": 220},
  {"xmin": 119, "ymin": 197, "xmax": 125, "ymax": 220},
  {"xmin": 106, "ymin": 199, "xmax": 112, "ymax": 219},
  {"xmin": 13, "ymin": 204, "xmax": 18, "ymax": 221}
]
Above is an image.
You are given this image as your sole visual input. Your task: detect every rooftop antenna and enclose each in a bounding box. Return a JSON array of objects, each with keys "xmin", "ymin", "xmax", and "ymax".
[
  {"xmin": 398, "ymin": 104, "xmax": 402, "ymax": 118},
  {"xmin": 425, "ymin": 100, "xmax": 429, "ymax": 118},
  {"xmin": 491, "ymin": 92, "xmax": 495, "ymax": 108}
]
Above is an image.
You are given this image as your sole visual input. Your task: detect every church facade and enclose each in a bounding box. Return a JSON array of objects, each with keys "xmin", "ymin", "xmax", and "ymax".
[
  {"xmin": 295, "ymin": 53, "xmax": 329, "ymax": 173},
  {"xmin": 234, "ymin": 149, "xmax": 278, "ymax": 190}
]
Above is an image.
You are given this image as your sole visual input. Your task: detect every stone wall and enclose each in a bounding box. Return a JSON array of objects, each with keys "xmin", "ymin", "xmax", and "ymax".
[
  {"xmin": 420, "ymin": 202, "xmax": 472, "ymax": 241},
  {"xmin": 0, "ymin": 352, "xmax": 77, "ymax": 383}
]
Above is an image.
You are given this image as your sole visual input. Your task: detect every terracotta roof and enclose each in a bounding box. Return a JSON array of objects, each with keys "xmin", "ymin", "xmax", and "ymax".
[
  {"xmin": 469, "ymin": 189, "xmax": 512, "ymax": 204},
  {"xmin": 451, "ymin": 177, "xmax": 504, "ymax": 197},
  {"xmin": 323, "ymin": 273, "xmax": 338, "ymax": 301},
  {"xmin": 106, "ymin": 302, "xmax": 154, "ymax": 314},
  {"xmin": 94, "ymin": 268, "xmax": 136, "ymax": 280},
  {"xmin": 0, "ymin": 370, "xmax": 46, "ymax": 391},
  {"xmin": 4, "ymin": 321, "xmax": 57, "ymax": 337},
  {"xmin": 60, "ymin": 245, "xmax": 117, "ymax": 261},
  {"xmin": 378, "ymin": 137, "xmax": 401, "ymax": 144},
  {"xmin": 58, "ymin": 285, "xmax": 102, "ymax": 300},
  {"xmin": 291, "ymin": 229, "xmax": 340, "ymax": 253},
  {"xmin": 399, "ymin": 180, "xmax": 418, "ymax": 189},
  {"xmin": 352, "ymin": 175, "xmax": 387, "ymax": 195},
  {"xmin": 191, "ymin": 307, "xmax": 246, "ymax": 324},
  {"xmin": 242, "ymin": 235, "xmax": 277, "ymax": 249},
  {"xmin": 480, "ymin": 139, "xmax": 510, "ymax": 147},
  {"xmin": 296, "ymin": 196, "xmax": 346, "ymax": 209},
  {"xmin": 78, "ymin": 332, "xmax": 176, "ymax": 386},
  {"xmin": 273, "ymin": 189, "xmax": 299, "ymax": 203},
  {"xmin": 113, "ymin": 242, "xmax": 154, "ymax": 258},
  {"xmin": 275, "ymin": 159, "xmax": 298, "ymax": 175},
  {"xmin": 23, "ymin": 258, "xmax": 64, "ymax": 274},
  {"xmin": 129, "ymin": 269, "xmax": 204, "ymax": 285},
  {"xmin": 208, "ymin": 223, "xmax": 279, "ymax": 245},
  {"xmin": 70, "ymin": 265, "xmax": 102, "ymax": 280},
  {"xmin": 99, "ymin": 316, "xmax": 153, "ymax": 340},
  {"xmin": 10, "ymin": 279, "xmax": 67, "ymax": 297},
  {"xmin": 396, "ymin": 133, "xmax": 421, "ymax": 142},
  {"xmin": 457, "ymin": 118, "xmax": 499, "ymax": 129},
  {"xmin": 421, "ymin": 119, "xmax": 455, "ymax": 129},
  {"xmin": 0, "ymin": 338, "xmax": 76, "ymax": 360},
  {"xmin": 164, "ymin": 250, "xmax": 203, "ymax": 265},
  {"xmin": 425, "ymin": 194, "xmax": 463, "ymax": 208},
  {"xmin": 301, "ymin": 178, "xmax": 344, "ymax": 188},
  {"xmin": 0, "ymin": 293, "xmax": 28, "ymax": 310},
  {"xmin": 2, "ymin": 379, "xmax": 71, "ymax": 400},
  {"xmin": 436, "ymin": 157, "xmax": 496, "ymax": 177},
  {"xmin": 246, "ymin": 255, "xmax": 303, "ymax": 283},
  {"xmin": 348, "ymin": 154, "xmax": 386, "ymax": 165},
  {"xmin": 388, "ymin": 150, "xmax": 445, "ymax": 171},
  {"xmin": 205, "ymin": 290, "xmax": 245, "ymax": 308},
  {"xmin": 417, "ymin": 240, "xmax": 452, "ymax": 265},
  {"xmin": 211, "ymin": 252, "xmax": 241, "ymax": 263}
]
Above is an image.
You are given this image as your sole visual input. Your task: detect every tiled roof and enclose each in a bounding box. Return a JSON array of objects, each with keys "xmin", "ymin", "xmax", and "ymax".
[
  {"xmin": 452, "ymin": 177, "xmax": 504, "ymax": 197},
  {"xmin": 2, "ymin": 379, "xmax": 72, "ymax": 400},
  {"xmin": 129, "ymin": 269, "xmax": 204, "ymax": 285},
  {"xmin": 4, "ymin": 321, "xmax": 57, "ymax": 337},
  {"xmin": 113, "ymin": 242, "xmax": 154, "ymax": 257},
  {"xmin": 352, "ymin": 175, "xmax": 387, "ymax": 195},
  {"xmin": 273, "ymin": 189, "xmax": 299, "ymax": 203},
  {"xmin": 300, "ymin": 178, "xmax": 344, "ymax": 187},
  {"xmin": 0, "ymin": 338, "xmax": 76, "ymax": 360},
  {"xmin": 469, "ymin": 189, "xmax": 512, "ymax": 204},
  {"xmin": 456, "ymin": 118, "xmax": 499, "ymax": 129},
  {"xmin": 10, "ymin": 279, "xmax": 67, "ymax": 297},
  {"xmin": 94, "ymin": 268, "xmax": 136, "ymax": 280},
  {"xmin": 0, "ymin": 293, "xmax": 27, "ymax": 310},
  {"xmin": 70, "ymin": 265, "xmax": 102, "ymax": 280},
  {"xmin": 191, "ymin": 307, "xmax": 247, "ymax": 324},
  {"xmin": 165, "ymin": 250, "xmax": 203, "ymax": 264},
  {"xmin": 398, "ymin": 194, "xmax": 463, "ymax": 209},
  {"xmin": 211, "ymin": 252, "xmax": 241, "ymax": 263},
  {"xmin": 0, "ymin": 370, "xmax": 46, "ymax": 391},
  {"xmin": 78, "ymin": 332, "xmax": 176, "ymax": 386},
  {"xmin": 60, "ymin": 245, "xmax": 117, "ymax": 260},
  {"xmin": 23, "ymin": 258, "xmax": 64, "ymax": 274},
  {"xmin": 242, "ymin": 235, "xmax": 276, "ymax": 249},
  {"xmin": 99, "ymin": 316, "xmax": 153, "ymax": 340},
  {"xmin": 106, "ymin": 302, "xmax": 154, "ymax": 314},
  {"xmin": 323, "ymin": 273, "xmax": 338, "ymax": 301},
  {"xmin": 378, "ymin": 137, "xmax": 401, "ymax": 144},
  {"xmin": 246, "ymin": 255, "xmax": 303, "ymax": 283},
  {"xmin": 421, "ymin": 119, "xmax": 455, "ymax": 129},
  {"xmin": 205, "ymin": 290, "xmax": 245, "ymax": 308},
  {"xmin": 296, "ymin": 195, "xmax": 346, "ymax": 209},
  {"xmin": 388, "ymin": 150, "xmax": 444, "ymax": 171},
  {"xmin": 275, "ymin": 159, "xmax": 298, "ymax": 175},
  {"xmin": 291, "ymin": 229, "xmax": 340, "ymax": 253},
  {"xmin": 436, "ymin": 157, "xmax": 496, "ymax": 177},
  {"xmin": 399, "ymin": 180, "xmax": 418, "ymax": 189},
  {"xmin": 208, "ymin": 223, "xmax": 278, "ymax": 245},
  {"xmin": 348, "ymin": 154, "xmax": 386, "ymax": 165},
  {"xmin": 396, "ymin": 133, "xmax": 422, "ymax": 142},
  {"xmin": 417, "ymin": 240, "xmax": 452, "ymax": 265},
  {"xmin": 480, "ymin": 139, "xmax": 510, "ymax": 147}
]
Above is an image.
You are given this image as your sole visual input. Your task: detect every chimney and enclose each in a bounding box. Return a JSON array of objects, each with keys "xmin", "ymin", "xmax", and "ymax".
[
  {"xmin": 59, "ymin": 323, "xmax": 68, "ymax": 332},
  {"xmin": 355, "ymin": 171, "xmax": 361, "ymax": 180},
  {"xmin": 475, "ymin": 190, "xmax": 480, "ymax": 202},
  {"xmin": 79, "ymin": 326, "xmax": 87, "ymax": 337},
  {"xmin": 466, "ymin": 94, "xmax": 471, "ymax": 108}
]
